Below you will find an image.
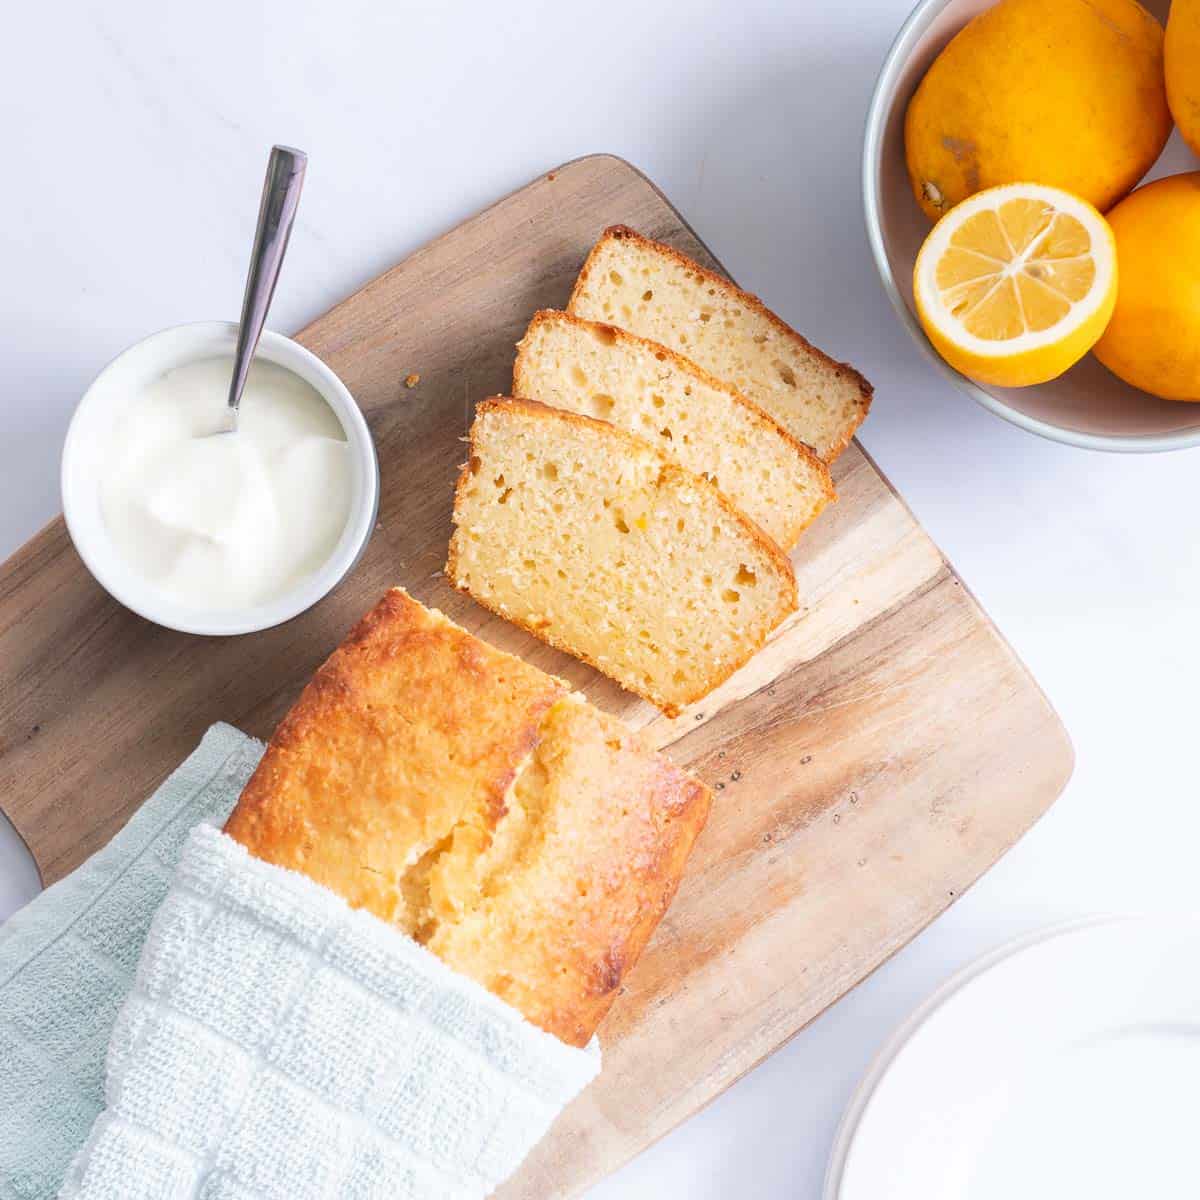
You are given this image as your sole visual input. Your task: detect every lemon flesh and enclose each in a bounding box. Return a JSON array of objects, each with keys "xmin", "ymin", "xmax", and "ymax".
[{"xmin": 914, "ymin": 183, "xmax": 1117, "ymax": 388}]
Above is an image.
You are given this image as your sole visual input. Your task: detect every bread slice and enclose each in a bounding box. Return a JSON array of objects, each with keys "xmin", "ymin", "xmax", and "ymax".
[
  {"xmin": 226, "ymin": 587, "xmax": 712, "ymax": 1047},
  {"xmin": 567, "ymin": 225, "xmax": 872, "ymax": 461},
  {"xmin": 514, "ymin": 310, "xmax": 835, "ymax": 551},
  {"xmin": 447, "ymin": 398, "xmax": 798, "ymax": 716}
]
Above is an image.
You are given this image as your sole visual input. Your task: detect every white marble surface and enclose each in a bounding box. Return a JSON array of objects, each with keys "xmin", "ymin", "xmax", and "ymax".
[{"xmin": 2, "ymin": 1, "xmax": 1198, "ymax": 1195}]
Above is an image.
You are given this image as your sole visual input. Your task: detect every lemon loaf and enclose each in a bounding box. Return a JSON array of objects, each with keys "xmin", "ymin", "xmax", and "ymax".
[
  {"xmin": 567, "ymin": 225, "xmax": 872, "ymax": 461},
  {"xmin": 225, "ymin": 587, "xmax": 712, "ymax": 1048},
  {"xmin": 514, "ymin": 310, "xmax": 835, "ymax": 551},
  {"xmin": 447, "ymin": 398, "xmax": 798, "ymax": 715}
]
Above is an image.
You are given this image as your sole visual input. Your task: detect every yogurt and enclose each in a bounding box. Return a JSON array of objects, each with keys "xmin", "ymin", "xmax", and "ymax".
[{"xmin": 99, "ymin": 357, "xmax": 352, "ymax": 610}]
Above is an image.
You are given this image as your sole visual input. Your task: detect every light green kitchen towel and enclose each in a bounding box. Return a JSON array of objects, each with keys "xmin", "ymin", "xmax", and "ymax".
[{"xmin": 0, "ymin": 723, "xmax": 264, "ymax": 1200}]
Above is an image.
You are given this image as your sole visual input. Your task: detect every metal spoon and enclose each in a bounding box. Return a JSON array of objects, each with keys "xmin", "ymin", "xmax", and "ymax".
[{"xmin": 217, "ymin": 145, "xmax": 307, "ymax": 435}]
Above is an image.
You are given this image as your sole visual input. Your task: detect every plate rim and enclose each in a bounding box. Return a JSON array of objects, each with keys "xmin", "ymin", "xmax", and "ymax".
[{"xmin": 822, "ymin": 913, "xmax": 1200, "ymax": 1199}]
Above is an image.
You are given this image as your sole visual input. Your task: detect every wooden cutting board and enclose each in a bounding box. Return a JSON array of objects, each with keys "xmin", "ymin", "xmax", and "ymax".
[{"xmin": 0, "ymin": 154, "xmax": 1072, "ymax": 1197}]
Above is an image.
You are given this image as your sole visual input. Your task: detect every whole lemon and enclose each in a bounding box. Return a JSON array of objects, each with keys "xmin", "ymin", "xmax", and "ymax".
[
  {"xmin": 1167, "ymin": 0, "xmax": 1200, "ymax": 157},
  {"xmin": 905, "ymin": 0, "xmax": 1172, "ymax": 222},
  {"xmin": 1093, "ymin": 173, "xmax": 1200, "ymax": 402}
]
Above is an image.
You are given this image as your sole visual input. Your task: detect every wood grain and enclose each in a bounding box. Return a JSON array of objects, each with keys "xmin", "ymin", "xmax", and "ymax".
[{"xmin": 0, "ymin": 154, "xmax": 1073, "ymax": 1197}]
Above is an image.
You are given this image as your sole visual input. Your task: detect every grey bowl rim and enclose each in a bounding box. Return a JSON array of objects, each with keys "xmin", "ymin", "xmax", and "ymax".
[{"xmin": 861, "ymin": 0, "xmax": 1200, "ymax": 455}]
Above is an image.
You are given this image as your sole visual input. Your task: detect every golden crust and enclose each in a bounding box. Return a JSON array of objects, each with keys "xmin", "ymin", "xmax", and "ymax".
[
  {"xmin": 224, "ymin": 588, "xmax": 712, "ymax": 1046},
  {"xmin": 513, "ymin": 310, "xmax": 837, "ymax": 549},
  {"xmin": 446, "ymin": 397, "xmax": 798, "ymax": 717},
  {"xmin": 427, "ymin": 694, "xmax": 711, "ymax": 1046},
  {"xmin": 225, "ymin": 588, "xmax": 565, "ymax": 917},
  {"xmin": 568, "ymin": 225, "xmax": 873, "ymax": 461}
]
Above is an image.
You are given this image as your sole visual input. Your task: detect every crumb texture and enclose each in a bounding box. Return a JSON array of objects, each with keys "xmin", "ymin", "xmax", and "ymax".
[
  {"xmin": 514, "ymin": 310, "xmax": 834, "ymax": 550},
  {"xmin": 224, "ymin": 587, "xmax": 712, "ymax": 1046},
  {"xmin": 568, "ymin": 226, "xmax": 871, "ymax": 460},
  {"xmin": 447, "ymin": 398, "xmax": 798, "ymax": 715}
]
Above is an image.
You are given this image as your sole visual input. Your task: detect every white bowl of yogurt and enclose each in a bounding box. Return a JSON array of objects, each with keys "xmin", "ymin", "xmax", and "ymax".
[{"xmin": 62, "ymin": 321, "xmax": 379, "ymax": 636}]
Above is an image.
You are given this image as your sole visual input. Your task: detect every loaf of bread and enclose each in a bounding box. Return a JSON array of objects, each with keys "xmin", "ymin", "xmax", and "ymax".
[
  {"xmin": 513, "ymin": 310, "xmax": 835, "ymax": 551},
  {"xmin": 446, "ymin": 397, "xmax": 798, "ymax": 716},
  {"xmin": 225, "ymin": 587, "xmax": 712, "ymax": 1048},
  {"xmin": 567, "ymin": 225, "xmax": 872, "ymax": 461}
]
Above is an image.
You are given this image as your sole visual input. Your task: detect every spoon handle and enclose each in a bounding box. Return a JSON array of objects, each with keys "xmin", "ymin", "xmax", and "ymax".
[{"xmin": 225, "ymin": 145, "xmax": 308, "ymax": 430}]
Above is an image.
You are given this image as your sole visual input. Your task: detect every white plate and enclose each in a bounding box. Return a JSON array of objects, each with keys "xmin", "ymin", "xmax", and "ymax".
[{"xmin": 826, "ymin": 917, "xmax": 1200, "ymax": 1199}]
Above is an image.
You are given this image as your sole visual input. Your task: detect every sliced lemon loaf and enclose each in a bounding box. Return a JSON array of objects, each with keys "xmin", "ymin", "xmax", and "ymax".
[
  {"xmin": 567, "ymin": 225, "xmax": 873, "ymax": 461},
  {"xmin": 513, "ymin": 310, "xmax": 835, "ymax": 551},
  {"xmin": 447, "ymin": 398, "xmax": 798, "ymax": 716}
]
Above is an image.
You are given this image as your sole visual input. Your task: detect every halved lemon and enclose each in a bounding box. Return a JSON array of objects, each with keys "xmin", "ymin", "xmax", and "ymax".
[{"xmin": 913, "ymin": 182, "xmax": 1117, "ymax": 388}]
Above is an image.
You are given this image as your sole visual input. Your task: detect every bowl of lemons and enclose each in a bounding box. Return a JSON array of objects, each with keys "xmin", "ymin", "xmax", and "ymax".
[{"xmin": 864, "ymin": 0, "xmax": 1200, "ymax": 451}]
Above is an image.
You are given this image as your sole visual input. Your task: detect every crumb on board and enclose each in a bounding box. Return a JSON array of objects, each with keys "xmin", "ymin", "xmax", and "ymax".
[{"xmin": 405, "ymin": 373, "xmax": 421, "ymax": 389}]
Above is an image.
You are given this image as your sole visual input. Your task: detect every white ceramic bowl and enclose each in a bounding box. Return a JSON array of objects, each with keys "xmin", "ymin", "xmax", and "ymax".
[
  {"xmin": 863, "ymin": 0, "xmax": 1200, "ymax": 452},
  {"xmin": 62, "ymin": 321, "xmax": 379, "ymax": 635}
]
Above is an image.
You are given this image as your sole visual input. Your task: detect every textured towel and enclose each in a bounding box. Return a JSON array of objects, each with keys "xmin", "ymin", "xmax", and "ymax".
[
  {"xmin": 0, "ymin": 724, "xmax": 263, "ymax": 1200},
  {"xmin": 0, "ymin": 724, "xmax": 600, "ymax": 1200},
  {"xmin": 58, "ymin": 823, "xmax": 599, "ymax": 1199}
]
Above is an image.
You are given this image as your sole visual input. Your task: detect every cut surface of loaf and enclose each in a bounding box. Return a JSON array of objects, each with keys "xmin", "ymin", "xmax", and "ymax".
[
  {"xmin": 514, "ymin": 310, "xmax": 835, "ymax": 551},
  {"xmin": 567, "ymin": 225, "xmax": 872, "ymax": 461},
  {"xmin": 224, "ymin": 587, "xmax": 712, "ymax": 1048},
  {"xmin": 447, "ymin": 397, "xmax": 798, "ymax": 715}
]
